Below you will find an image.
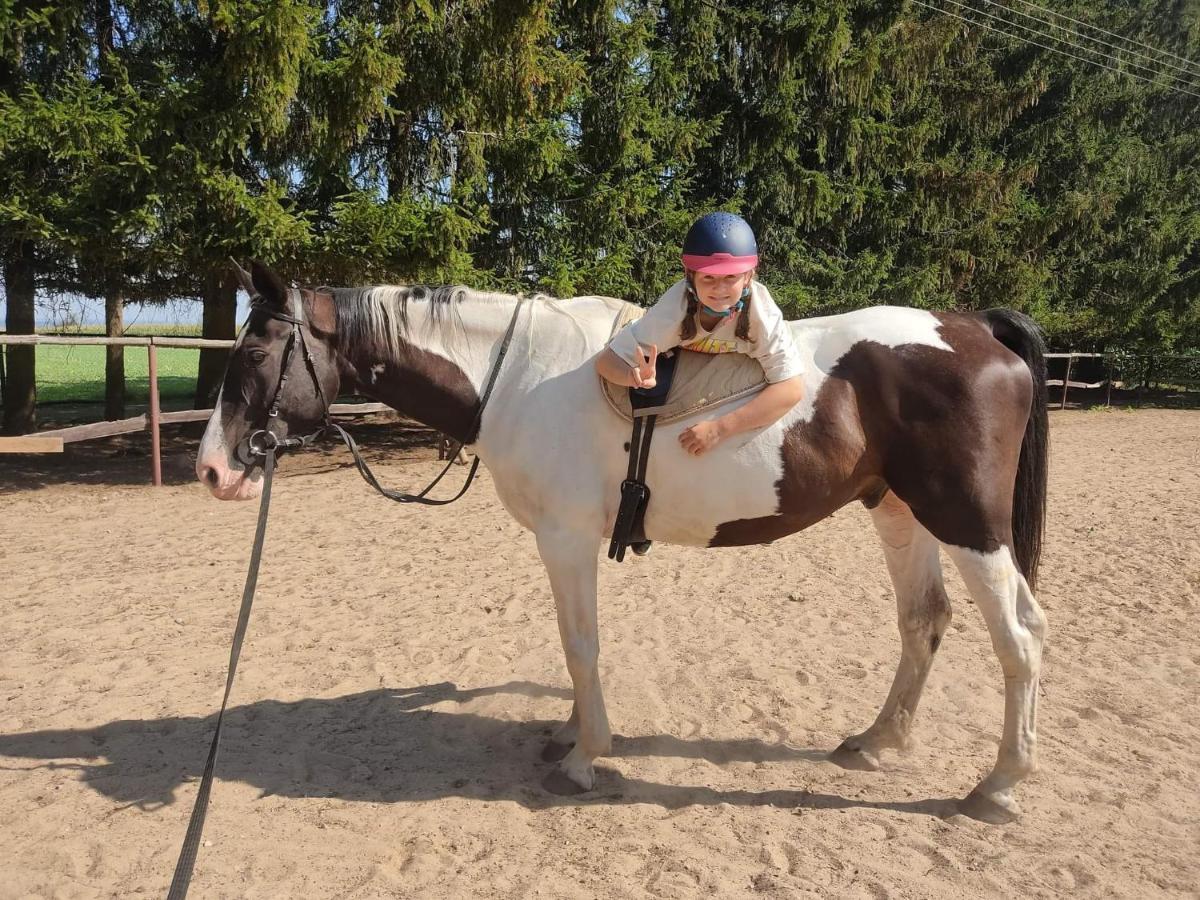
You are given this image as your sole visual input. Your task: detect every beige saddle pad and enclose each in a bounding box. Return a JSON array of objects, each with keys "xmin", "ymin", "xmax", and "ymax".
[{"xmin": 600, "ymin": 302, "xmax": 767, "ymax": 424}]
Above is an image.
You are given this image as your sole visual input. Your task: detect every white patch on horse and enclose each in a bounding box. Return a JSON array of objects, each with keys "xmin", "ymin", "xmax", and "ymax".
[
  {"xmin": 369, "ymin": 363, "xmax": 386, "ymax": 384},
  {"xmin": 787, "ymin": 306, "xmax": 953, "ymax": 426},
  {"xmin": 196, "ymin": 384, "xmax": 246, "ymax": 482},
  {"xmin": 941, "ymin": 542, "xmax": 1046, "ymax": 820}
]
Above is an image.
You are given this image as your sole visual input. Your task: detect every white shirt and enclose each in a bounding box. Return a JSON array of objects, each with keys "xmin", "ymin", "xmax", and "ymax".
[{"xmin": 607, "ymin": 279, "xmax": 804, "ymax": 383}]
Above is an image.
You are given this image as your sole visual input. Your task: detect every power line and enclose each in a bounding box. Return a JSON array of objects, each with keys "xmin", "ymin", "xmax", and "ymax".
[
  {"xmin": 1007, "ymin": 0, "xmax": 1200, "ymax": 78},
  {"xmin": 983, "ymin": 0, "xmax": 1200, "ymax": 88},
  {"xmin": 931, "ymin": 0, "xmax": 1200, "ymax": 93},
  {"xmin": 911, "ymin": 0, "xmax": 1200, "ymax": 100}
]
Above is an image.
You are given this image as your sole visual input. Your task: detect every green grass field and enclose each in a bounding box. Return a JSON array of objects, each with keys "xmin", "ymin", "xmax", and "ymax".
[{"xmin": 25, "ymin": 325, "xmax": 204, "ymax": 405}]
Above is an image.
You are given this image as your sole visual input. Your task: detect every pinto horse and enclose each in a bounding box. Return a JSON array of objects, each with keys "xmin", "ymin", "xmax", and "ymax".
[{"xmin": 196, "ymin": 261, "xmax": 1049, "ymax": 823}]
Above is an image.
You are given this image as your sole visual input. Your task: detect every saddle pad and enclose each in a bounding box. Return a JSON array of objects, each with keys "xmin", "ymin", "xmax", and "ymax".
[{"xmin": 600, "ymin": 302, "xmax": 767, "ymax": 424}]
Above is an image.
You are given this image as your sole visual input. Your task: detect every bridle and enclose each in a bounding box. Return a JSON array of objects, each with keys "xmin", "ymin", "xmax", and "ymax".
[
  {"xmin": 233, "ymin": 288, "xmax": 332, "ymax": 464},
  {"xmin": 236, "ymin": 286, "xmax": 527, "ymax": 506}
]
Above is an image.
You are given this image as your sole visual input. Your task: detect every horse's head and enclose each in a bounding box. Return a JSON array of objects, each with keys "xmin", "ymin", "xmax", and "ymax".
[{"xmin": 196, "ymin": 261, "xmax": 341, "ymax": 500}]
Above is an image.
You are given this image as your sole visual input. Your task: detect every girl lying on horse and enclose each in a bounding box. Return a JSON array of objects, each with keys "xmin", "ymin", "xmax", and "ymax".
[{"xmin": 594, "ymin": 212, "xmax": 806, "ymax": 455}]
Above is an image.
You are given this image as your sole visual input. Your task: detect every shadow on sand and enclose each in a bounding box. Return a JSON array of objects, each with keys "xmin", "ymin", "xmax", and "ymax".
[{"xmin": 0, "ymin": 680, "xmax": 960, "ymax": 818}]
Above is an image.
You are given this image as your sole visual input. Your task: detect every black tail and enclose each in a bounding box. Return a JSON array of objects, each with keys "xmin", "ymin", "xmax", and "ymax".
[{"xmin": 983, "ymin": 308, "xmax": 1049, "ymax": 589}]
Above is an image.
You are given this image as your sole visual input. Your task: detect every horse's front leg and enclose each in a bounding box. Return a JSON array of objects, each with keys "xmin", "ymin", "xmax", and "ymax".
[{"xmin": 535, "ymin": 525, "xmax": 611, "ymax": 794}]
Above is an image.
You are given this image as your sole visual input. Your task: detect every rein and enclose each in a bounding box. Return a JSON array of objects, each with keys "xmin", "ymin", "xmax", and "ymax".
[
  {"xmin": 168, "ymin": 289, "xmax": 527, "ymax": 898},
  {"xmin": 240, "ymin": 289, "xmax": 527, "ymax": 504}
]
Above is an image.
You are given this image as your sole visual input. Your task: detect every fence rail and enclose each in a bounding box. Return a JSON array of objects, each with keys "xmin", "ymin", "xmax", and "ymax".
[
  {"xmin": 1044, "ymin": 351, "xmax": 1200, "ymax": 409},
  {"xmin": 0, "ymin": 333, "xmax": 392, "ymax": 484},
  {"xmin": 0, "ymin": 334, "xmax": 236, "ymax": 349},
  {"xmin": 3, "ymin": 336, "xmax": 1198, "ymax": 477}
]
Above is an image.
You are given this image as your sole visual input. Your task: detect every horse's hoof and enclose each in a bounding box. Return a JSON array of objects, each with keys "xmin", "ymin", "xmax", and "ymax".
[
  {"xmin": 958, "ymin": 789, "xmax": 1020, "ymax": 824},
  {"xmin": 540, "ymin": 739, "xmax": 573, "ymax": 763},
  {"xmin": 828, "ymin": 741, "xmax": 881, "ymax": 772},
  {"xmin": 542, "ymin": 768, "xmax": 590, "ymax": 796}
]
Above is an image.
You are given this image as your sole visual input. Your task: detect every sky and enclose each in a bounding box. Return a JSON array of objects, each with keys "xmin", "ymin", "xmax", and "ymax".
[{"xmin": 0, "ymin": 292, "xmax": 253, "ymax": 330}]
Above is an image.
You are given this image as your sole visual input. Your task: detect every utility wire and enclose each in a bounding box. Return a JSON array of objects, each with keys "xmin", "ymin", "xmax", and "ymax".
[{"xmin": 911, "ymin": 0, "xmax": 1200, "ymax": 99}]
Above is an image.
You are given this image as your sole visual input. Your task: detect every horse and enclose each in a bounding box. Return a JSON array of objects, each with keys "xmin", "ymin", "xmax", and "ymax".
[{"xmin": 196, "ymin": 261, "xmax": 1049, "ymax": 824}]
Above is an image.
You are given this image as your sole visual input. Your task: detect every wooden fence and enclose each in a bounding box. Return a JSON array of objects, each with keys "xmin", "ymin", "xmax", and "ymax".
[
  {"xmin": 0, "ymin": 334, "xmax": 389, "ymax": 484},
  {"xmin": 1, "ymin": 338, "xmax": 1192, "ymax": 481},
  {"xmin": 1045, "ymin": 352, "xmax": 1110, "ymax": 410}
]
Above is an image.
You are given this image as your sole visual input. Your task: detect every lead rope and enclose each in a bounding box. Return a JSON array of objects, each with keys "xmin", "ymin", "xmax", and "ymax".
[
  {"xmin": 167, "ymin": 446, "xmax": 278, "ymax": 900},
  {"xmin": 167, "ymin": 295, "xmax": 527, "ymax": 897}
]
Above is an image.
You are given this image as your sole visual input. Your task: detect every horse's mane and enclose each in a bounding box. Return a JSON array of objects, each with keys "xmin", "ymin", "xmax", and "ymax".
[{"xmin": 329, "ymin": 284, "xmax": 569, "ymax": 362}]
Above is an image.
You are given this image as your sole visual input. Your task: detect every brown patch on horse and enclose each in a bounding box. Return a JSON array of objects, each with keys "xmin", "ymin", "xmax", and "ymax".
[
  {"xmin": 710, "ymin": 374, "xmax": 876, "ymax": 546},
  {"xmin": 859, "ymin": 480, "xmax": 890, "ymax": 509},
  {"xmin": 346, "ymin": 344, "xmax": 482, "ymax": 443},
  {"xmin": 711, "ymin": 313, "xmax": 1034, "ymax": 554},
  {"xmin": 871, "ymin": 313, "xmax": 1032, "ymax": 555}
]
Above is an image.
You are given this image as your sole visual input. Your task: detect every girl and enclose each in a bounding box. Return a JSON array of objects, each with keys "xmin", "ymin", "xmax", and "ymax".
[{"xmin": 595, "ymin": 212, "xmax": 805, "ymax": 455}]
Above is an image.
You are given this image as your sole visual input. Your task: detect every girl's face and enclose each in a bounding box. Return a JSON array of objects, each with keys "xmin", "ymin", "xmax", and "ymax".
[{"xmin": 689, "ymin": 270, "xmax": 754, "ymax": 312}]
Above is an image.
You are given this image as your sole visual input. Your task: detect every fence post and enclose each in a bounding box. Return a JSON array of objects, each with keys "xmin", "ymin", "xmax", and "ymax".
[
  {"xmin": 148, "ymin": 342, "xmax": 162, "ymax": 487},
  {"xmin": 1105, "ymin": 356, "xmax": 1114, "ymax": 407},
  {"xmin": 1060, "ymin": 354, "xmax": 1074, "ymax": 410}
]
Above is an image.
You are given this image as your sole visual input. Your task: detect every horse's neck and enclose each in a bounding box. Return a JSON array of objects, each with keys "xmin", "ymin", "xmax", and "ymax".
[{"xmin": 336, "ymin": 290, "xmax": 527, "ymax": 443}]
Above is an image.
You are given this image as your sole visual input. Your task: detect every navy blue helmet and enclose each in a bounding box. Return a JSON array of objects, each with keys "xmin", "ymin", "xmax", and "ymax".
[{"xmin": 681, "ymin": 212, "xmax": 759, "ymax": 274}]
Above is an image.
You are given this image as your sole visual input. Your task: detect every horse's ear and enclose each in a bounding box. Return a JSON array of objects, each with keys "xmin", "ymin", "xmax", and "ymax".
[
  {"xmin": 229, "ymin": 258, "xmax": 256, "ymax": 298},
  {"xmin": 249, "ymin": 259, "xmax": 288, "ymax": 309}
]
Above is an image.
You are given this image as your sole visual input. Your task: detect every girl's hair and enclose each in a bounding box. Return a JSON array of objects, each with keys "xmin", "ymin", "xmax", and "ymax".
[{"xmin": 682, "ymin": 274, "xmax": 753, "ymax": 342}]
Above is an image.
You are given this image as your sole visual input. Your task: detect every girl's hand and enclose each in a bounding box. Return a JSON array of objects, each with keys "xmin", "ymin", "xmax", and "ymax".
[
  {"xmin": 632, "ymin": 343, "xmax": 658, "ymax": 389},
  {"xmin": 679, "ymin": 420, "xmax": 725, "ymax": 455}
]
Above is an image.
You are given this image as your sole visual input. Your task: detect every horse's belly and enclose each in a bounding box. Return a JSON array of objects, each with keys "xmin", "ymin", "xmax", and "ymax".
[{"xmin": 640, "ymin": 420, "xmax": 787, "ymax": 547}]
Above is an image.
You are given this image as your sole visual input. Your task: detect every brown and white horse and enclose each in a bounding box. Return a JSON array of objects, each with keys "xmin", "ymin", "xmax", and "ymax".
[{"xmin": 197, "ymin": 261, "xmax": 1049, "ymax": 823}]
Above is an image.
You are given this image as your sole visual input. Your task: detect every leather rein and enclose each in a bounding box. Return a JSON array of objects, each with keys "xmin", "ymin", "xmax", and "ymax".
[{"xmin": 240, "ymin": 287, "xmax": 527, "ymax": 505}]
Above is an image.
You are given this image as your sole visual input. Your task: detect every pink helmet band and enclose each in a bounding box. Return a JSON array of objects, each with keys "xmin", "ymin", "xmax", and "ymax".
[{"xmin": 681, "ymin": 252, "xmax": 759, "ymax": 275}]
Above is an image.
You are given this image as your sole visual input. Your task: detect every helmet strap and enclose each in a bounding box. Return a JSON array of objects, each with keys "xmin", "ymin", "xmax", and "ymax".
[
  {"xmin": 689, "ymin": 278, "xmax": 751, "ymax": 318},
  {"xmin": 699, "ymin": 299, "xmax": 744, "ymax": 318}
]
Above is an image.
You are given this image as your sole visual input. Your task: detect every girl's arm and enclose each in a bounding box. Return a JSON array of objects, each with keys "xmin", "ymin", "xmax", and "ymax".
[
  {"xmin": 599, "ymin": 282, "xmax": 688, "ymax": 386},
  {"xmin": 595, "ymin": 344, "xmax": 658, "ymax": 388},
  {"xmin": 680, "ymin": 375, "xmax": 804, "ymax": 455}
]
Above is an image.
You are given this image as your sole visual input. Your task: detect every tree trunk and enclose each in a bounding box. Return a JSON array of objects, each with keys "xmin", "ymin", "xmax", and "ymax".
[
  {"xmin": 194, "ymin": 267, "xmax": 238, "ymax": 408},
  {"xmin": 2, "ymin": 241, "xmax": 37, "ymax": 434},
  {"xmin": 104, "ymin": 288, "xmax": 125, "ymax": 420}
]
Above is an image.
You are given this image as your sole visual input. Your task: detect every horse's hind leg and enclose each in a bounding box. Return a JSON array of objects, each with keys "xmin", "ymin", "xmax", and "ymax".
[
  {"xmin": 831, "ymin": 492, "xmax": 951, "ymax": 771},
  {"xmin": 535, "ymin": 526, "xmax": 612, "ymax": 794},
  {"xmin": 943, "ymin": 543, "xmax": 1046, "ymax": 823},
  {"xmin": 541, "ymin": 702, "xmax": 579, "ymax": 762}
]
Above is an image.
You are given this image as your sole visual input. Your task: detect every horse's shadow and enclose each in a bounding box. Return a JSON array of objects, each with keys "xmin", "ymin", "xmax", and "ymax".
[{"xmin": 0, "ymin": 680, "xmax": 956, "ymax": 817}]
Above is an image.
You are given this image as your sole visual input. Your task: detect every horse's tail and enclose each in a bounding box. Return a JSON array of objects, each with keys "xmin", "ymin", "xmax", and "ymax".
[{"xmin": 982, "ymin": 308, "xmax": 1049, "ymax": 590}]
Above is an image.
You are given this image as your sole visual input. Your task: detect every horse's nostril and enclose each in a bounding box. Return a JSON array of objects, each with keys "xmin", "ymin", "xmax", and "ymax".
[{"xmin": 203, "ymin": 466, "xmax": 219, "ymax": 488}]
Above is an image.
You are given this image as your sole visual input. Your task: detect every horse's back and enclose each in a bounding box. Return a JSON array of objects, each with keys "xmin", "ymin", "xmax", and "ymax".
[{"xmin": 790, "ymin": 306, "xmax": 964, "ymax": 372}]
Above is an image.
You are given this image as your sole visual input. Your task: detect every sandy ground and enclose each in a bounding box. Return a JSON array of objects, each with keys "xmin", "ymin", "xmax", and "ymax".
[{"xmin": 1, "ymin": 408, "xmax": 1198, "ymax": 899}]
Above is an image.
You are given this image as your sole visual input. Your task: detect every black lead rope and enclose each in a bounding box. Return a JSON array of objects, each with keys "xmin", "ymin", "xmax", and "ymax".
[
  {"xmin": 167, "ymin": 295, "xmax": 527, "ymax": 898},
  {"xmin": 167, "ymin": 448, "xmax": 277, "ymax": 900}
]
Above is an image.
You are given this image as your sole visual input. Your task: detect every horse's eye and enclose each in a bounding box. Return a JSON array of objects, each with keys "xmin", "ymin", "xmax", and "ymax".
[{"xmin": 246, "ymin": 348, "xmax": 269, "ymax": 367}]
